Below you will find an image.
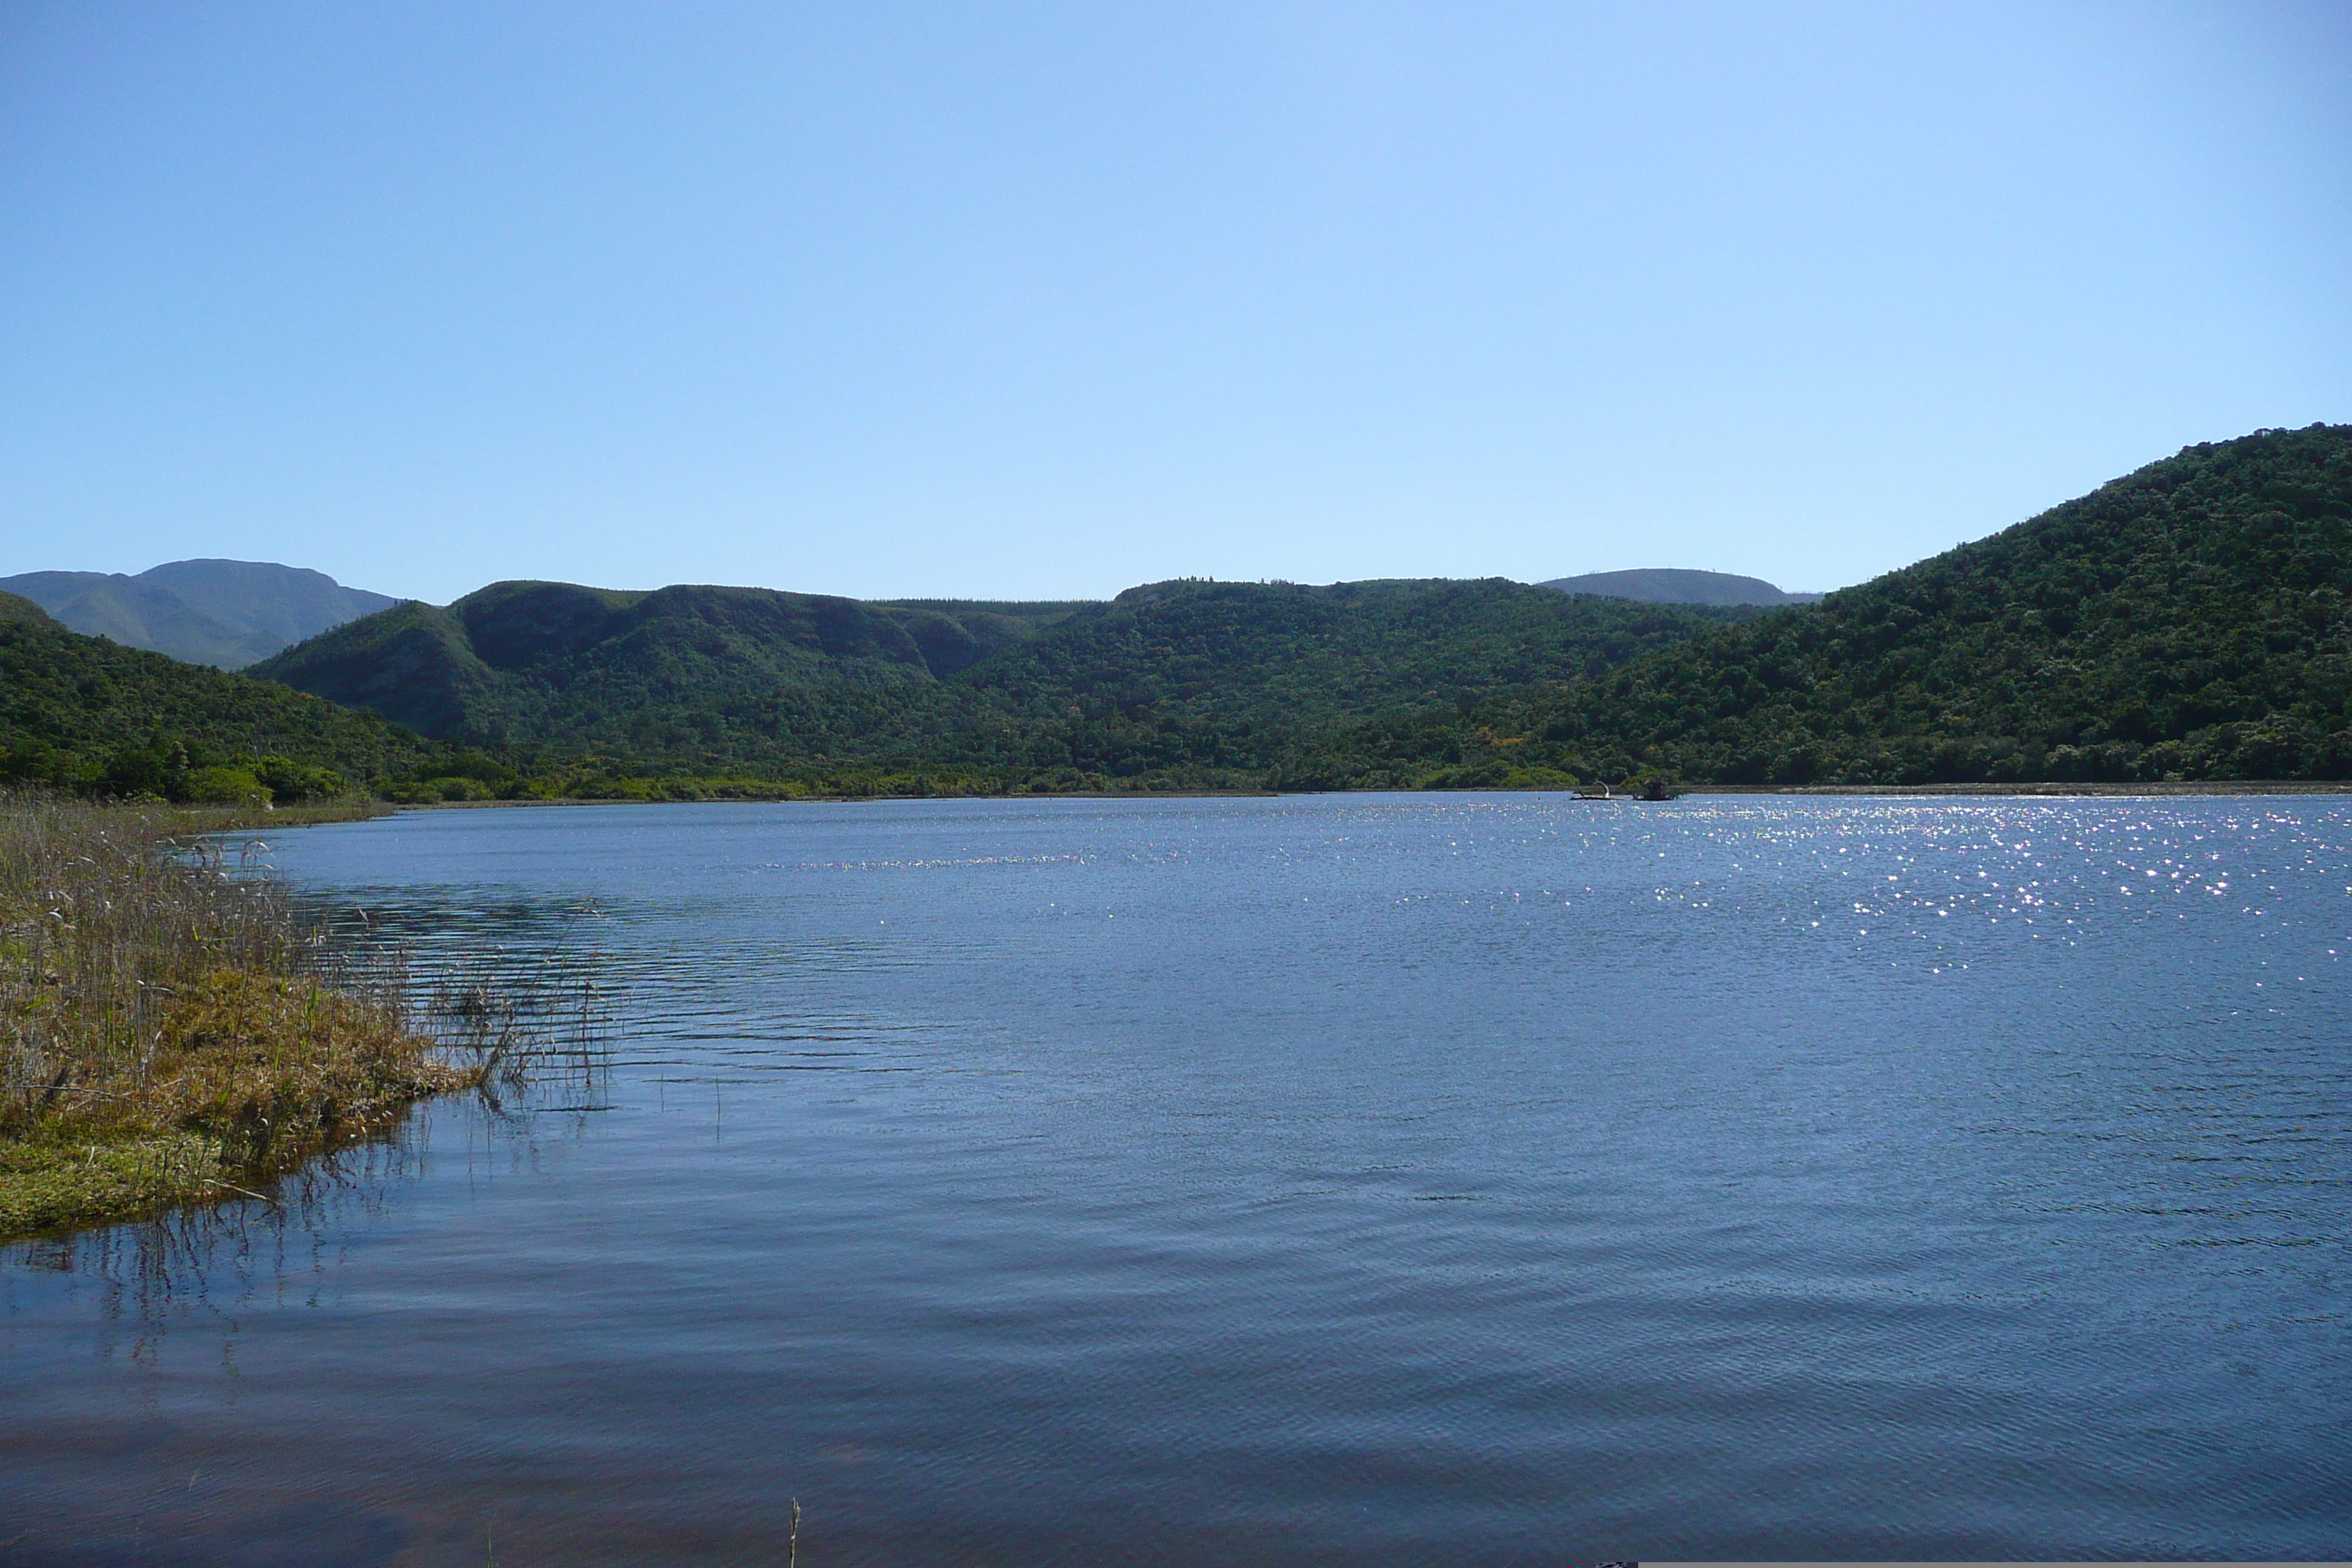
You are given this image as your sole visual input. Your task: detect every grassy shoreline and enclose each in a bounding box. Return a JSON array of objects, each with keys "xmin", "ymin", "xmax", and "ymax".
[{"xmin": 0, "ymin": 794, "xmax": 476, "ymax": 1240}]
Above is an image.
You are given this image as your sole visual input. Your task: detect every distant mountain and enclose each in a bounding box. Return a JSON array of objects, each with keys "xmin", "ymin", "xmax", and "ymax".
[
  {"xmin": 0, "ymin": 559, "xmax": 396, "ymax": 669},
  {"xmin": 1539, "ymin": 568, "xmax": 1821, "ymax": 606},
  {"xmin": 136, "ymin": 559, "xmax": 398, "ymax": 652},
  {"xmin": 0, "ymin": 570, "xmax": 275, "ymax": 668}
]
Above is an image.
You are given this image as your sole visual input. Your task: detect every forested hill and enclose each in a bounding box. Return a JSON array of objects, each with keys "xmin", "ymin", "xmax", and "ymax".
[
  {"xmin": 251, "ymin": 576, "xmax": 1755, "ymax": 790},
  {"xmin": 249, "ymin": 581, "xmax": 1064, "ymax": 742},
  {"xmin": 19, "ymin": 425, "xmax": 2345, "ymax": 801},
  {"xmin": 0, "ymin": 614, "xmax": 427, "ymax": 799},
  {"xmin": 0, "ymin": 592, "xmax": 53, "ymax": 627},
  {"xmin": 959, "ymin": 578, "xmax": 1750, "ymax": 755},
  {"xmin": 1307, "ymin": 424, "xmax": 2351, "ymax": 788}
]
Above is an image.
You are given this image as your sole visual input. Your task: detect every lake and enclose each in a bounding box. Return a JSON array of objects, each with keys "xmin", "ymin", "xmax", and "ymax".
[{"xmin": 5, "ymin": 794, "xmax": 2349, "ymax": 1564}]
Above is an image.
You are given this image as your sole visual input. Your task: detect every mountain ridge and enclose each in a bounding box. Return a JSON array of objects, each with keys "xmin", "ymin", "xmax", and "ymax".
[
  {"xmin": 15, "ymin": 425, "xmax": 2348, "ymax": 798},
  {"xmin": 252, "ymin": 575, "xmax": 1760, "ymax": 788},
  {"xmin": 249, "ymin": 580, "xmax": 1046, "ymax": 742},
  {"xmin": 0, "ymin": 559, "xmax": 396, "ymax": 668}
]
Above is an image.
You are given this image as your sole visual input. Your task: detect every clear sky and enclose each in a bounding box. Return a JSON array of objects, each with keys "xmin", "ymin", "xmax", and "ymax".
[{"xmin": 3, "ymin": 2, "xmax": 2348, "ymax": 605}]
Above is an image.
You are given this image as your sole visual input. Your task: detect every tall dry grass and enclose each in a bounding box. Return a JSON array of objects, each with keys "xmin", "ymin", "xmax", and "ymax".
[{"xmin": 0, "ymin": 793, "xmax": 472, "ymax": 1236}]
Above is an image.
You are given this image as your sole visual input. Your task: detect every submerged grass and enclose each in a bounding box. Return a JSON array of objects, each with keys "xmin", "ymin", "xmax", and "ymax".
[{"xmin": 0, "ymin": 793, "xmax": 478, "ymax": 1238}]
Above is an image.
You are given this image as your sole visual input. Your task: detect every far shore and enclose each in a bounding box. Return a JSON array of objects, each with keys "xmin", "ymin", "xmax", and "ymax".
[
  {"xmin": 1680, "ymin": 780, "xmax": 2352, "ymax": 798},
  {"xmin": 355, "ymin": 778, "xmax": 2352, "ymax": 812}
]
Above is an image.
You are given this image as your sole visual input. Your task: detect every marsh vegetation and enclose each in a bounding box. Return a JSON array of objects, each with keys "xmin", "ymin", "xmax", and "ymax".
[{"xmin": 0, "ymin": 794, "xmax": 499, "ymax": 1238}]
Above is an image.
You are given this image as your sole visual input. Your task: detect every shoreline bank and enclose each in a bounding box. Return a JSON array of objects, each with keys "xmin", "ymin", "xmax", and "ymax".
[
  {"xmin": 377, "ymin": 777, "xmax": 2352, "ymax": 811},
  {"xmin": 0, "ymin": 795, "xmax": 475, "ymax": 1242},
  {"xmin": 1678, "ymin": 779, "xmax": 2352, "ymax": 798}
]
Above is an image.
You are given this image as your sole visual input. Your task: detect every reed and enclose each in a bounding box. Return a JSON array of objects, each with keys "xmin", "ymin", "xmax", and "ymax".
[{"xmin": 0, "ymin": 792, "xmax": 475, "ymax": 1237}]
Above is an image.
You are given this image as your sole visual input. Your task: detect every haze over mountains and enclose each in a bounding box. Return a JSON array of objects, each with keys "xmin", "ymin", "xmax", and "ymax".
[
  {"xmin": 0, "ymin": 559, "xmax": 396, "ymax": 669},
  {"xmin": 1540, "ymin": 568, "xmax": 1822, "ymax": 606}
]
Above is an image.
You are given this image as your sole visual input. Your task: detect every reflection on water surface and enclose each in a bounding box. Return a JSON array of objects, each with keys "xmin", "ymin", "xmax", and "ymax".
[{"xmin": 5, "ymin": 794, "xmax": 2350, "ymax": 1564}]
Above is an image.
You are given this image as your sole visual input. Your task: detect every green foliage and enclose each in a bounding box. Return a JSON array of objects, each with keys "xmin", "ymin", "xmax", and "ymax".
[
  {"xmin": 951, "ymin": 578, "xmax": 1752, "ymax": 774},
  {"xmin": 264, "ymin": 575, "xmax": 1757, "ymax": 792},
  {"xmin": 1326, "ymin": 424, "xmax": 2352, "ymax": 788},
  {"xmin": 252, "ymin": 757, "xmax": 346, "ymax": 802},
  {"xmin": 0, "ymin": 590, "xmax": 54, "ymax": 628},
  {"xmin": 0, "ymin": 616, "xmax": 426, "ymax": 799},
  {"xmin": 251, "ymin": 581, "xmax": 971, "ymax": 743},
  {"xmin": 0, "ymin": 797, "xmax": 463, "ymax": 1237},
  {"xmin": 186, "ymin": 766, "xmax": 269, "ymax": 804}
]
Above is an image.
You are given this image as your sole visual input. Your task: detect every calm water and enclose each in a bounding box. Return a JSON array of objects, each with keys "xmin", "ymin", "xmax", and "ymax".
[{"xmin": 6, "ymin": 794, "xmax": 2351, "ymax": 1564}]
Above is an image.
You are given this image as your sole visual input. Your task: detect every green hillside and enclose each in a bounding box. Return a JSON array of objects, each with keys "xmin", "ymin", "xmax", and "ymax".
[
  {"xmin": 0, "ymin": 615, "xmax": 428, "ymax": 799},
  {"xmin": 1303, "ymin": 424, "xmax": 2352, "ymax": 788},
  {"xmin": 250, "ymin": 581, "xmax": 1040, "ymax": 744},
  {"xmin": 252, "ymin": 576, "xmax": 1754, "ymax": 792},
  {"xmin": 148, "ymin": 423, "xmax": 2352, "ymax": 800},
  {"xmin": 0, "ymin": 592, "xmax": 53, "ymax": 628},
  {"xmin": 930, "ymin": 578, "xmax": 1753, "ymax": 785}
]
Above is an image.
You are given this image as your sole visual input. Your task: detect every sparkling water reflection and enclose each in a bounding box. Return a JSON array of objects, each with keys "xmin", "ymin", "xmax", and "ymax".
[{"xmin": 5, "ymin": 794, "xmax": 2350, "ymax": 1564}]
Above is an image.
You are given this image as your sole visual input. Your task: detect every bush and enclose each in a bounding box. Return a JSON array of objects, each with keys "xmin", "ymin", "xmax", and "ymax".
[
  {"xmin": 103, "ymin": 742, "xmax": 189, "ymax": 800},
  {"xmin": 186, "ymin": 766, "xmax": 270, "ymax": 804},
  {"xmin": 0, "ymin": 738, "xmax": 70, "ymax": 788},
  {"xmin": 255, "ymin": 757, "xmax": 344, "ymax": 802},
  {"xmin": 379, "ymin": 777, "xmax": 492, "ymax": 804}
]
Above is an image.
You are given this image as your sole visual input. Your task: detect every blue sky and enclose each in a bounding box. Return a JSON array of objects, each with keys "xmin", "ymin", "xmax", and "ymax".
[{"xmin": 3, "ymin": 1, "xmax": 2347, "ymax": 604}]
